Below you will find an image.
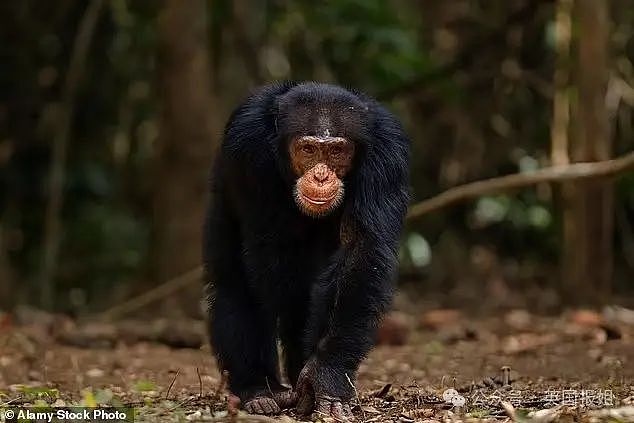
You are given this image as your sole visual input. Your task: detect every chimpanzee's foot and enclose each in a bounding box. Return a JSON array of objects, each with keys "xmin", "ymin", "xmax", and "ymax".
[{"xmin": 242, "ymin": 388, "xmax": 297, "ymax": 415}]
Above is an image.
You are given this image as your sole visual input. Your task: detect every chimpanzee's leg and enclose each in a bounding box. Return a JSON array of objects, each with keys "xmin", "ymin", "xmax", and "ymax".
[
  {"xmin": 209, "ymin": 287, "xmax": 286, "ymax": 414},
  {"xmin": 204, "ymin": 199, "xmax": 286, "ymax": 414}
]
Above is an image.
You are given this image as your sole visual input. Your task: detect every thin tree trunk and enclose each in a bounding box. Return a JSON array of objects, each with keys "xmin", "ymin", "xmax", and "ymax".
[
  {"xmin": 561, "ymin": 0, "xmax": 612, "ymax": 306},
  {"xmin": 153, "ymin": 0, "xmax": 215, "ymax": 307},
  {"xmin": 39, "ymin": 0, "xmax": 104, "ymax": 310},
  {"xmin": 551, "ymin": 0, "xmax": 575, "ymax": 308},
  {"xmin": 0, "ymin": 223, "xmax": 15, "ymax": 309},
  {"xmin": 550, "ymin": 0, "xmax": 572, "ymax": 167}
]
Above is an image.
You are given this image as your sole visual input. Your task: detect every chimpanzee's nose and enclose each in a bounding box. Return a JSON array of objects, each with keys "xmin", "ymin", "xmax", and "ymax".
[{"xmin": 313, "ymin": 163, "xmax": 330, "ymax": 183}]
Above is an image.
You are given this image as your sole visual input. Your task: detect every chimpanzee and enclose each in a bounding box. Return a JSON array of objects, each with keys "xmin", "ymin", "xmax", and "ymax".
[{"xmin": 203, "ymin": 82, "xmax": 410, "ymax": 421}]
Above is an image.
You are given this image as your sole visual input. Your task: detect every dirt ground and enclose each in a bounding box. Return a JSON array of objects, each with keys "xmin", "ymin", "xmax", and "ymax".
[{"xmin": 1, "ymin": 307, "xmax": 633, "ymax": 422}]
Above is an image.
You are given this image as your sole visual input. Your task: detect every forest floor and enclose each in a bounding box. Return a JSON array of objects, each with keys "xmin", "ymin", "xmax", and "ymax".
[{"xmin": 1, "ymin": 307, "xmax": 633, "ymax": 422}]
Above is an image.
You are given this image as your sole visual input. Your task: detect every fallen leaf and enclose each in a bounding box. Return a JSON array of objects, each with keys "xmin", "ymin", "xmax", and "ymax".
[
  {"xmin": 370, "ymin": 383, "xmax": 392, "ymax": 398},
  {"xmin": 360, "ymin": 405, "xmax": 381, "ymax": 414}
]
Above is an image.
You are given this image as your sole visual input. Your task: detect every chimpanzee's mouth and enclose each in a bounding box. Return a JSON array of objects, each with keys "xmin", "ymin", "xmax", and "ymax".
[{"xmin": 302, "ymin": 194, "xmax": 337, "ymax": 205}]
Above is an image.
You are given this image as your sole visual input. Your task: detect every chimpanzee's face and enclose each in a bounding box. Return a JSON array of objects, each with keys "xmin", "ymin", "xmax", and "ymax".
[
  {"xmin": 277, "ymin": 83, "xmax": 367, "ymax": 218},
  {"xmin": 289, "ymin": 135, "xmax": 355, "ymax": 217}
]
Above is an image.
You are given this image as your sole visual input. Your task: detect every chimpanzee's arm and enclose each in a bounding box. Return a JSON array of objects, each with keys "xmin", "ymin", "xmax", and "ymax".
[
  {"xmin": 298, "ymin": 103, "xmax": 410, "ymax": 415},
  {"xmin": 304, "ymin": 198, "xmax": 407, "ymax": 393}
]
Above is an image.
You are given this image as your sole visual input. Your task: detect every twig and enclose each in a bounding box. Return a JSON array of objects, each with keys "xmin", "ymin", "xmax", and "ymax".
[
  {"xmin": 0, "ymin": 397, "xmax": 23, "ymax": 407},
  {"xmin": 264, "ymin": 376, "xmax": 274, "ymax": 399},
  {"xmin": 216, "ymin": 370, "xmax": 229, "ymax": 400},
  {"xmin": 197, "ymin": 367, "xmax": 203, "ymax": 398},
  {"xmin": 345, "ymin": 372, "xmax": 364, "ymax": 422},
  {"xmin": 97, "ymin": 266, "xmax": 203, "ymax": 321},
  {"xmin": 167, "ymin": 394, "xmax": 197, "ymax": 412},
  {"xmin": 501, "ymin": 401, "xmax": 518, "ymax": 421},
  {"xmin": 165, "ymin": 368, "xmax": 180, "ymax": 399},
  {"xmin": 71, "ymin": 354, "xmax": 83, "ymax": 393},
  {"xmin": 407, "ymin": 151, "xmax": 634, "ymax": 219},
  {"xmin": 501, "ymin": 366, "xmax": 512, "ymax": 386},
  {"xmin": 39, "ymin": 0, "xmax": 105, "ymax": 309}
]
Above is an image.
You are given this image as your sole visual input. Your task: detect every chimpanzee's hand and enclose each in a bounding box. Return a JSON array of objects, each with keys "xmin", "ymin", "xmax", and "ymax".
[{"xmin": 296, "ymin": 358, "xmax": 356, "ymax": 421}]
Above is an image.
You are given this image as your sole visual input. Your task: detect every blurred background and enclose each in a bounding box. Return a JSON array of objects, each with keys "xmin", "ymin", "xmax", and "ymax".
[{"xmin": 1, "ymin": 0, "xmax": 633, "ymax": 317}]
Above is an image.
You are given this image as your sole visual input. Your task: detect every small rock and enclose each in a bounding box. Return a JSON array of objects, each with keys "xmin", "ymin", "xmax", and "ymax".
[
  {"xmin": 603, "ymin": 305, "xmax": 634, "ymax": 325},
  {"xmin": 504, "ymin": 309, "xmax": 532, "ymax": 330},
  {"xmin": 52, "ymin": 399, "xmax": 66, "ymax": 407},
  {"xmin": 86, "ymin": 368, "xmax": 105, "ymax": 378}
]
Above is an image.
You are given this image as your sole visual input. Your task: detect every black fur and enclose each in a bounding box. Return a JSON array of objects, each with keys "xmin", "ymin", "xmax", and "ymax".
[{"xmin": 203, "ymin": 82, "xmax": 410, "ymax": 403}]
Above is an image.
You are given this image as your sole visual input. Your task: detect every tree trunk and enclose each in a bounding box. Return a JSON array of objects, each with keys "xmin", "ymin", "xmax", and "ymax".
[
  {"xmin": 39, "ymin": 0, "xmax": 104, "ymax": 310},
  {"xmin": 0, "ymin": 223, "xmax": 15, "ymax": 309},
  {"xmin": 153, "ymin": 0, "xmax": 215, "ymax": 311},
  {"xmin": 561, "ymin": 0, "xmax": 612, "ymax": 306}
]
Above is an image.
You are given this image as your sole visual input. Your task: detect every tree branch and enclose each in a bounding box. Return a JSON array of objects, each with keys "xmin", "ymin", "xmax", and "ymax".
[
  {"xmin": 407, "ymin": 151, "xmax": 634, "ymax": 219},
  {"xmin": 96, "ymin": 151, "xmax": 634, "ymax": 319},
  {"xmin": 98, "ymin": 266, "xmax": 203, "ymax": 322}
]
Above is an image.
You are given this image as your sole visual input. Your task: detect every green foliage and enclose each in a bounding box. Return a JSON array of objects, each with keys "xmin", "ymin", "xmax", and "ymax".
[
  {"xmin": 474, "ymin": 196, "xmax": 552, "ymax": 230},
  {"xmin": 281, "ymin": 0, "xmax": 432, "ymax": 91},
  {"xmin": 132, "ymin": 380, "xmax": 157, "ymax": 393},
  {"xmin": 14, "ymin": 385, "xmax": 59, "ymax": 402}
]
